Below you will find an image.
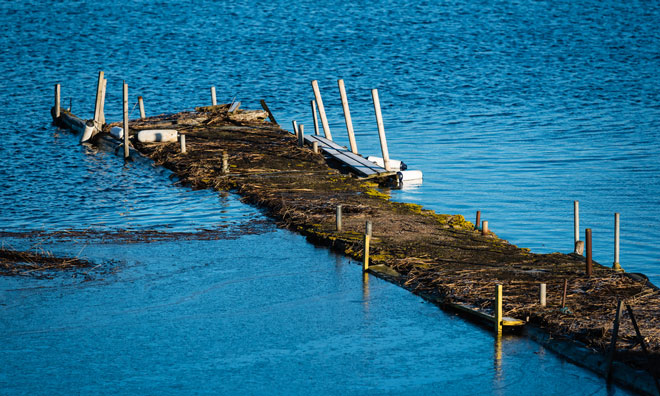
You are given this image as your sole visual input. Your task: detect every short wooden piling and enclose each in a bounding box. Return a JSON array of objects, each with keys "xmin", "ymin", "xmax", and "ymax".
[
  {"xmin": 366, "ymin": 220, "xmax": 372, "ymax": 237},
  {"xmin": 540, "ymin": 283, "xmax": 546, "ymax": 307},
  {"xmin": 260, "ymin": 99, "xmax": 277, "ymax": 124},
  {"xmin": 54, "ymin": 83, "xmax": 60, "ymax": 119},
  {"xmin": 311, "ymin": 100, "xmax": 320, "ymax": 136},
  {"xmin": 482, "ymin": 220, "xmax": 489, "ymax": 236},
  {"xmin": 180, "ymin": 134, "xmax": 186, "ymax": 154},
  {"xmin": 575, "ymin": 240, "xmax": 584, "ymax": 256},
  {"xmin": 211, "ymin": 86, "xmax": 217, "ymax": 106},
  {"xmin": 475, "ymin": 211, "xmax": 481, "ymax": 230},
  {"xmin": 363, "ymin": 220, "xmax": 372, "ymax": 271},
  {"xmin": 337, "ymin": 79, "xmax": 358, "ymax": 154},
  {"xmin": 138, "ymin": 96, "xmax": 146, "ymax": 119},
  {"xmin": 222, "ymin": 151, "xmax": 229, "ymax": 174},
  {"xmin": 371, "ymin": 89, "xmax": 391, "ymax": 171},
  {"xmin": 613, "ymin": 213, "xmax": 622, "ymax": 271},
  {"xmin": 336, "ymin": 205, "xmax": 342, "ymax": 232},
  {"xmin": 122, "ymin": 81, "xmax": 129, "ymax": 159},
  {"xmin": 311, "ymin": 80, "xmax": 333, "ymax": 140},
  {"xmin": 292, "ymin": 120, "xmax": 298, "ymax": 138},
  {"xmin": 312, "ymin": 141, "xmax": 319, "ymax": 154},
  {"xmin": 93, "ymin": 71, "xmax": 104, "ymax": 129},
  {"xmin": 585, "ymin": 228, "xmax": 593, "ymax": 277},
  {"xmin": 574, "ymin": 201, "xmax": 581, "ymax": 253},
  {"xmin": 495, "ymin": 284, "xmax": 503, "ymax": 334},
  {"xmin": 99, "ymin": 78, "xmax": 107, "ymax": 125},
  {"xmin": 298, "ymin": 124, "xmax": 304, "ymax": 148}
]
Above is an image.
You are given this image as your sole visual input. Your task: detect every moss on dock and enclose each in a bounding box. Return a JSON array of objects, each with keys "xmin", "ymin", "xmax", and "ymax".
[{"xmin": 109, "ymin": 105, "xmax": 660, "ymax": 381}]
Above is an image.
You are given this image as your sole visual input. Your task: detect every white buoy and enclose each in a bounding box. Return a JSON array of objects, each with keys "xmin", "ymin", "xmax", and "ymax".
[
  {"xmin": 367, "ymin": 156, "xmax": 407, "ymax": 171},
  {"xmin": 110, "ymin": 126, "xmax": 124, "ymax": 140},
  {"xmin": 137, "ymin": 129, "xmax": 178, "ymax": 143},
  {"xmin": 397, "ymin": 170, "xmax": 423, "ymax": 182},
  {"xmin": 81, "ymin": 120, "xmax": 95, "ymax": 143}
]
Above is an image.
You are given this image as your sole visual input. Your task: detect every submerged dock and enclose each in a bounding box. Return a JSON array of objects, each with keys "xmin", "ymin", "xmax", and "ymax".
[{"xmin": 50, "ymin": 78, "xmax": 660, "ymax": 394}]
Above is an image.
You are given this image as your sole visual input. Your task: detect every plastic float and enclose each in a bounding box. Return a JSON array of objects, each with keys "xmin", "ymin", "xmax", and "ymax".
[
  {"xmin": 80, "ymin": 120, "xmax": 95, "ymax": 143},
  {"xmin": 366, "ymin": 156, "xmax": 407, "ymax": 171},
  {"xmin": 397, "ymin": 169, "xmax": 423, "ymax": 183},
  {"xmin": 136, "ymin": 129, "xmax": 178, "ymax": 143},
  {"xmin": 110, "ymin": 126, "xmax": 124, "ymax": 139}
]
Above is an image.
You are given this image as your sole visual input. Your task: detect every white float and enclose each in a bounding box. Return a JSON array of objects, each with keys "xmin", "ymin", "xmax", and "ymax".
[
  {"xmin": 137, "ymin": 129, "xmax": 178, "ymax": 143},
  {"xmin": 397, "ymin": 170, "xmax": 423, "ymax": 182},
  {"xmin": 367, "ymin": 156, "xmax": 407, "ymax": 171},
  {"xmin": 80, "ymin": 121, "xmax": 95, "ymax": 143},
  {"xmin": 110, "ymin": 126, "xmax": 124, "ymax": 140}
]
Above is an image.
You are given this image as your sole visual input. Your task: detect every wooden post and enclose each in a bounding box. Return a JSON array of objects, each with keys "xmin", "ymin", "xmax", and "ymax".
[
  {"xmin": 585, "ymin": 228, "xmax": 593, "ymax": 277},
  {"xmin": 574, "ymin": 201, "xmax": 581, "ymax": 253},
  {"xmin": 337, "ymin": 79, "xmax": 358, "ymax": 154},
  {"xmin": 606, "ymin": 300, "xmax": 624, "ymax": 381},
  {"xmin": 292, "ymin": 120, "xmax": 298, "ymax": 137},
  {"xmin": 475, "ymin": 211, "xmax": 481, "ymax": 230},
  {"xmin": 495, "ymin": 284, "xmax": 503, "ymax": 334},
  {"xmin": 298, "ymin": 124, "xmax": 304, "ymax": 147},
  {"xmin": 311, "ymin": 100, "xmax": 320, "ymax": 136},
  {"xmin": 211, "ymin": 86, "xmax": 217, "ymax": 106},
  {"xmin": 575, "ymin": 240, "xmax": 585, "ymax": 256},
  {"xmin": 366, "ymin": 220, "xmax": 372, "ymax": 237},
  {"xmin": 561, "ymin": 279, "xmax": 568, "ymax": 308},
  {"xmin": 613, "ymin": 213, "xmax": 622, "ymax": 271},
  {"xmin": 122, "ymin": 81, "xmax": 129, "ymax": 159},
  {"xmin": 482, "ymin": 220, "xmax": 489, "ymax": 236},
  {"xmin": 371, "ymin": 89, "xmax": 391, "ymax": 171},
  {"xmin": 540, "ymin": 283, "xmax": 546, "ymax": 307},
  {"xmin": 93, "ymin": 71, "xmax": 104, "ymax": 129},
  {"xmin": 363, "ymin": 220, "xmax": 372, "ymax": 272},
  {"xmin": 311, "ymin": 80, "xmax": 333, "ymax": 140},
  {"xmin": 312, "ymin": 141, "xmax": 319, "ymax": 154},
  {"xmin": 138, "ymin": 96, "xmax": 145, "ymax": 119},
  {"xmin": 222, "ymin": 151, "xmax": 229, "ymax": 174},
  {"xmin": 99, "ymin": 78, "xmax": 107, "ymax": 125},
  {"xmin": 260, "ymin": 99, "xmax": 277, "ymax": 124},
  {"xmin": 180, "ymin": 134, "xmax": 186, "ymax": 154},
  {"xmin": 336, "ymin": 205, "xmax": 342, "ymax": 232},
  {"xmin": 54, "ymin": 84, "xmax": 61, "ymax": 119}
]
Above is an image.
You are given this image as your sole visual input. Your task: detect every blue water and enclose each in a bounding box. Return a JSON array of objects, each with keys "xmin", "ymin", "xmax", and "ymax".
[{"xmin": 1, "ymin": 0, "xmax": 657, "ymax": 393}]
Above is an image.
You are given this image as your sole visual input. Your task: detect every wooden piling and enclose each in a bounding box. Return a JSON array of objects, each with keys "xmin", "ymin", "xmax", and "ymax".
[
  {"xmin": 211, "ymin": 86, "xmax": 217, "ymax": 106},
  {"xmin": 222, "ymin": 151, "xmax": 229, "ymax": 174},
  {"xmin": 336, "ymin": 205, "xmax": 342, "ymax": 232},
  {"xmin": 495, "ymin": 284, "xmax": 503, "ymax": 334},
  {"xmin": 99, "ymin": 78, "xmax": 107, "ymax": 125},
  {"xmin": 260, "ymin": 99, "xmax": 277, "ymax": 124},
  {"xmin": 585, "ymin": 228, "xmax": 593, "ymax": 277},
  {"xmin": 540, "ymin": 283, "xmax": 546, "ymax": 307},
  {"xmin": 292, "ymin": 120, "xmax": 298, "ymax": 139},
  {"xmin": 366, "ymin": 220, "xmax": 372, "ymax": 237},
  {"xmin": 371, "ymin": 89, "xmax": 391, "ymax": 171},
  {"xmin": 574, "ymin": 200, "xmax": 580, "ymax": 253},
  {"xmin": 561, "ymin": 279, "xmax": 568, "ymax": 308},
  {"xmin": 93, "ymin": 71, "xmax": 104, "ymax": 130},
  {"xmin": 180, "ymin": 134, "xmax": 186, "ymax": 154},
  {"xmin": 122, "ymin": 81, "xmax": 129, "ymax": 159},
  {"xmin": 337, "ymin": 79, "xmax": 358, "ymax": 154},
  {"xmin": 54, "ymin": 84, "xmax": 60, "ymax": 119},
  {"xmin": 312, "ymin": 141, "xmax": 319, "ymax": 154},
  {"xmin": 311, "ymin": 100, "xmax": 320, "ymax": 136},
  {"xmin": 482, "ymin": 220, "xmax": 489, "ymax": 236},
  {"xmin": 363, "ymin": 220, "xmax": 372, "ymax": 271},
  {"xmin": 311, "ymin": 80, "xmax": 333, "ymax": 140},
  {"xmin": 575, "ymin": 240, "xmax": 584, "ymax": 256},
  {"xmin": 298, "ymin": 124, "xmax": 304, "ymax": 148},
  {"xmin": 138, "ymin": 96, "xmax": 146, "ymax": 119},
  {"xmin": 613, "ymin": 213, "xmax": 622, "ymax": 271},
  {"xmin": 475, "ymin": 211, "xmax": 481, "ymax": 230}
]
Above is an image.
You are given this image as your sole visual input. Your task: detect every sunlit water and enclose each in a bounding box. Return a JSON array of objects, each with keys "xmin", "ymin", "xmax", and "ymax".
[{"xmin": 1, "ymin": 0, "xmax": 657, "ymax": 393}]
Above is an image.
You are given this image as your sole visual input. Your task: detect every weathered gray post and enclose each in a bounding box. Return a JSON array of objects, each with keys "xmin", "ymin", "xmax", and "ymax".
[
  {"xmin": 540, "ymin": 283, "xmax": 546, "ymax": 307},
  {"xmin": 311, "ymin": 100, "xmax": 320, "ymax": 136},
  {"xmin": 138, "ymin": 96, "xmax": 146, "ymax": 119},
  {"xmin": 260, "ymin": 99, "xmax": 277, "ymax": 124},
  {"xmin": 311, "ymin": 80, "xmax": 333, "ymax": 140},
  {"xmin": 180, "ymin": 134, "xmax": 186, "ymax": 154},
  {"xmin": 99, "ymin": 78, "xmax": 107, "ymax": 125},
  {"xmin": 123, "ymin": 81, "xmax": 129, "ymax": 159},
  {"xmin": 613, "ymin": 213, "xmax": 622, "ymax": 271},
  {"xmin": 312, "ymin": 141, "xmax": 319, "ymax": 154},
  {"xmin": 336, "ymin": 205, "xmax": 342, "ymax": 232},
  {"xmin": 211, "ymin": 86, "xmax": 217, "ymax": 106},
  {"xmin": 371, "ymin": 89, "xmax": 391, "ymax": 171},
  {"xmin": 337, "ymin": 79, "xmax": 358, "ymax": 154},
  {"xmin": 222, "ymin": 151, "xmax": 229, "ymax": 174},
  {"xmin": 54, "ymin": 84, "xmax": 61, "ymax": 119},
  {"xmin": 93, "ymin": 71, "xmax": 104, "ymax": 129},
  {"xmin": 298, "ymin": 124, "xmax": 304, "ymax": 147}
]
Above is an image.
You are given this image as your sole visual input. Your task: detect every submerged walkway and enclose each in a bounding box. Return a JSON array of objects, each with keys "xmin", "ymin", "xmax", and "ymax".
[{"xmin": 54, "ymin": 103, "xmax": 659, "ymax": 394}]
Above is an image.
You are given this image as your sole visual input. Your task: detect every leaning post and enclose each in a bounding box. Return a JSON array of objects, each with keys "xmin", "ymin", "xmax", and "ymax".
[
  {"xmin": 311, "ymin": 100, "xmax": 320, "ymax": 136},
  {"xmin": 371, "ymin": 89, "xmax": 391, "ymax": 171},
  {"xmin": 338, "ymin": 79, "xmax": 358, "ymax": 154},
  {"xmin": 311, "ymin": 80, "xmax": 333, "ymax": 140},
  {"xmin": 93, "ymin": 71, "xmax": 104, "ymax": 130}
]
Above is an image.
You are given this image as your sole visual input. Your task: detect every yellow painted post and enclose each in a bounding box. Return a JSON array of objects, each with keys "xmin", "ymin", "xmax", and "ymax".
[
  {"xmin": 363, "ymin": 234, "xmax": 370, "ymax": 271},
  {"xmin": 495, "ymin": 284, "xmax": 503, "ymax": 334}
]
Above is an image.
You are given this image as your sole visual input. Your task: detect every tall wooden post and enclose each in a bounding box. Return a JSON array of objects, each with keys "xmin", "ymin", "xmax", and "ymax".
[
  {"xmin": 338, "ymin": 79, "xmax": 358, "ymax": 154},
  {"xmin": 613, "ymin": 213, "xmax": 622, "ymax": 271},
  {"xmin": 311, "ymin": 100, "xmax": 320, "ymax": 136},
  {"xmin": 495, "ymin": 284, "xmax": 503, "ymax": 334},
  {"xmin": 54, "ymin": 84, "xmax": 61, "ymax": 119},
  {"xmin": 93, "ymin": 71, "xmax": 104, "ymax": 129},
  {"xmin": 585, "ymin": 228, "xmax": 593, "ymax": 277},
  {"xmin": 311, "ymin": 80, "xmax": 332, "ymax": 140},
  {"xmin": 99, "ymin": 78, "xmax": 107, "ymax": 125},
  {"xmin": 574, "ymin": 200, "xmax": 580, "ymax": 253},
  {"xmin": 211, "ymin": 86, "xmax": 217, "ymax": 106},
  {"xmin": 123, "ymin": 81, "xmax": 129, "ymax": 159},
  {"xmin": 371, "ymin": 89, "xmax": 391, "ymax": 171}
]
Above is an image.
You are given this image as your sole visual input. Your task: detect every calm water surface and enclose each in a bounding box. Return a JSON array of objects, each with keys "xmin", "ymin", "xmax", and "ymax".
[{"xmin": 1, "ymin": 0, "xmax": 657, "ymax": 393}]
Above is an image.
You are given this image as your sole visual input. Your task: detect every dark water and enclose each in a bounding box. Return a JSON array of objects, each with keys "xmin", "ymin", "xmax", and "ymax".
[{"xmin": 1, "ymin": 0, "xmax": 657, "ymax": 393}]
